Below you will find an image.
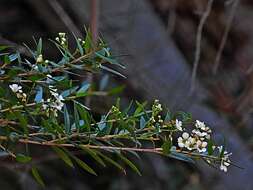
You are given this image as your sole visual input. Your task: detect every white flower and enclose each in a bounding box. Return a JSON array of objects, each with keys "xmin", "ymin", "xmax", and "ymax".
[
  {"xmin": 195, "ymin": 120, "xmax": 206, "ymax": 129},
  {"xmin": 217, "ymin": 147, "xmax": 232, "ymax": 172},
  {"xmin": 196, "ymin": 140, "xmax": 208, "ymax": 153},
  {"xmin": 58, "ymin": 32, "xmax": 66, "ymax": 38},
  {"xmin": 178, "ymin": 132, "xmax": 190, "ymax": 148},
  {"xmin": 9, "ymin": 84, "xmax": 22, "ymax": 93},
  {"xmin": 185, "ymin": 137, "xmax": 196, "ymax": 150},
  {"xmin": 36, "ymin": 54, "xmax": 43, "ymax": 63},
  {"xmin": 175, "ymin": 119, "xmax": 183, "ymax": 131},
  {"xmin": 220, "ymin": 156, "xmax": 231, "ymax": 172},
  {"xmin": 182, "ymin": 132, "xmax": 189, "ymax": 139}
]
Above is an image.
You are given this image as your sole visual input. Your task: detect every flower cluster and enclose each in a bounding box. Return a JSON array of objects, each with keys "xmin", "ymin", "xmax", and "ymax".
[
  {"xmin": 175, "ymin": 119, "xmax": 183, "ymax": 131},
  {"xmin": 177, "ymin": 120, "xmax": 211, "ymax": 152},
  {"xmin": 9, "ymin": 84, "xmax": 27, "ymax": 102},
  {"xmin": 55, "ymin": 32, "xmax": 67, "ymax": 46},
  {"xmin": 36, "ymin": 54, "xmax": 44, "ymax": 64},
  {"xmin": 41, "ymin": 85, "xmax": 64, "ymax": 117},
  {"xmin": 78, "ymin": 38, "xmax": 86, "ymax": 47},
  {"xmin": 148, "ymin": 100, "xmax": 163, "ymax": 128},
  {"xmin": 176, "ymin": 120, "xmax": 232, "ymax": 172},
  {"xmin": 218, "ymin": 146, "xmax": 232, "ymax": 172}
]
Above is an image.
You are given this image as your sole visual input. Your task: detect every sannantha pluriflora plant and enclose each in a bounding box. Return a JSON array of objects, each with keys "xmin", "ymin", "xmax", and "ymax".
[{"xmin": 0, "ymin": 30, "xmax": 233, "ymax": 186}]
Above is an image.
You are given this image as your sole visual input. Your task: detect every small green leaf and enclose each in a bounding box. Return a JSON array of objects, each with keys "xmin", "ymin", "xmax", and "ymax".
[
  {"xmin": 72, "ymin": 155, "xmax": 97, "ymax": 175},
  {"xmin": 162, "ymin": 140, "xmax": 172, "ymax": 155},
  {"xmin": 31, "ymin": 167, "xmax": 45, "ymax": 187},
  {"xmin": 73, "ymin": 34, "xmax": 84, "ymax": 55},
  {"xmin": 4, "ymin": 55, "xmax": 11, "ymax": 64},
  {"xmin": 64, "ymin": 105, "xmax": 71, "ymax": 134},
  {"xmin": 169, "ymin": 152, "xmax": 195, "ymax": 164},
  {"xmin": 140, "ymin": 116, "xmax": 146, "ymax": 129},
  {"xmin": 80, "ymin": 147, "xmax": 106, "ymax": 167},
  {"xmin": 61, "ymin": 86, "xmax": 79, "ymax": 98},
  {"xmin": 95, "ymin": 51, "xmax": 125, "ymax": 69},
  {"xmin": 99, "ymin": 74, "xmax": 109, "ymax": 91},
  {"xmin": 96, "ymin": 152, "xmax": 126, "ymax": 173},
  {"xmin": 207, "ymin": 140, "xmax": 214, "ymax": 155},
  {"xmin": 100, "ymin": 65, "xmax": 126, "ymax": 78},
  {"xmin": 35, "ymin": 86, "xmax": 43, "ymax": 103},
  {"xmin": 108, "ymin": 85, "xmax": 125, "ymax": 96},
  {"xmin": 117, "ymin": 154, "xmax": 141, "ymax": 176},
  {"xmin": 0, "ymin": 45, "xmax": 9, "ymax": 51},
  {"xmin": 77, "ymin": 104, "xmax": 91, "ymax": 132},
  {"xmin": 164, "ymin": 111, "xmax": 171, "ymax": 122},
  {"xmin": 9, "ymin": 53, "xmax": 20, "ymax": 62},
  {"xmin": 37, "ymin": 38, "xmax": 43, "ymax": 55},
  {"xmin": 16, "ymin": 154, "xmax": 32, "ymax": 163},
  {"xmin": 52, "ymin": 147, "xmax": 74, "ymax": 168},
  {"xmin": 76, "ymin": 83, "xmax": 90, "ymax": 95}
]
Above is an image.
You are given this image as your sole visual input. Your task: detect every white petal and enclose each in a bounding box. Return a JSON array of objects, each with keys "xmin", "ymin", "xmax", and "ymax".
[{"xmin": 182, "ymin": 132, "xmax": 189, "ymax": 139}]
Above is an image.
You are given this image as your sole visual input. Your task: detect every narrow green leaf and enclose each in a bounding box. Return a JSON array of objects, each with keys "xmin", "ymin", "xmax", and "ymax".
[
  {"xmin": 52, "ymin": 147, "xmax": 74, "ymax": 168},
  {"xmin": 73, "ymin": 33, "xmax": 84, "ymax": 55},
  {"xmin": 31, "ymin": 167, "xmax": 45, "ymax": 187},
  {"xmin": 72, "ymin": 155, "xmax": 97, "ymax": 175},
  {"xmin": 77, "ymin": 104, "xmax": 91, "ymax": 132},
  {"xmin": 162, "ymin": 140, "xmax": 172, "ymax": 155},
  {"xmin": 0, "ymin": 45, "xmax": 9, "ymax": 51},
  {"xmin": 9, "ymin": 53, "xmax": 20, "ymax": 62},
  {"xmin": 99, "ymin": 74, "xmax": 109, "ymax": 91},
  {"xmin": 80, "ymin": 147, "xmax": 106, "ymax": 167},
  {"xmin": 74, "ymin": 102, "xmax": 80, "ymax": 130},
  {"xmin": 61, "ymin": 86, "xmax": 79, "ymax": 98},
  {"xmin": 117, "ymin": 154, "xmax": 141, "ymax": 176},
  {"xmin": 169, "ymin": 152, "xmax": 195, "ymax": 164},
  {"xmin": 4, "ymin": 55, "xmax": 11, "ymax": 64},
  {"xmin": 95, "ymin": 51, "xmax": 125, "ymax": 69},
  {"xmin": 100, "ymin": 65, "xmax": 126, "ymax": 78},
  {"xmin": 35, "ymin": 86, "xmax": 43, "ymax": 103},
  {"xmin": 140, "ymin": 116, "xmax": 146, "ymax": 129},
  {"xmin": 96, "ymin": 152, "xmax": 126, "ymax": 173},
  {"xmin": 16, "ymin": 154, "xmax": 32, "ymax": 163},
  {"xmin": 207, "ymin": 140, "xmax": 214, "ymax": 155},
  {"xmin": 37, "ymin": 38, "xmax": 43, "ymax": 55},
  {"xmin": 64, "ymin": 105, "xmax": 71, "ymax": 134},
  {"xmin": 107, "ymin": 85, "xmax": 125, "ymax": 96},
  {"xmin": 77, "ymin": 83, "xmax": 90, "ymax": 95}
]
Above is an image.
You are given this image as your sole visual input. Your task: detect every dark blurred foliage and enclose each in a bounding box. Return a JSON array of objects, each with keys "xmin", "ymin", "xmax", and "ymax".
[{"xmin": 0, "ymin": 0, "xmax": 252, "ymax": 189}]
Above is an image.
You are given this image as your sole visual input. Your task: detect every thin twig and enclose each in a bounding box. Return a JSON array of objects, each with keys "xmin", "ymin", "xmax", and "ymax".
[
  {"xmin": 191, "ymin": 0, "xmax": 214, "ymax": 93},
  {"xmin": 48, "ymin": 0, "xmax": 82, "ymax": 37},
  {"xmin": 212, "ymin": 0, "xmax": 239, "ymax": 74},
  {"xmin": 0, "ymin": 135, "xmax": 227, "ymax": 163}
]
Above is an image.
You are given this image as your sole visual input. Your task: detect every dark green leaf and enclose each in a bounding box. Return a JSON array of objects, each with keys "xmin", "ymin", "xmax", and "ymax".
[
  {"xmin": 140, "ymin": 116, "xmax": 146, "ymax": 129},
  {"xmin": 31, "ymin": 167, "xmax": 45, "ymax": 187},
  {"xmin": 169, "ymin": 152, "xmax": 195, "ymax": 164},
  {"xmin": 35, "ymin": 86, "xmax": 43, "ymax": 103},
  {"xmin": 96, "ymin": 152, "xmax": 126, "ymax": 173},
  {"xmin": 16, "ymin": 154, "xmax": 32, "ymax": 163},
  {"xmin": 64, "ymin": 105, "xmax": 71, "ymax": 134},
  {"xmin": 76, "ymin": 83, "xmax": 90, "ymax": 96},
  {"xmin": 162, "ymin": 140, "xmax": 172, "ymax": 155},
  {"xmin": 80, "ymin": 147, "xmax": 106, "ymax": 167},
  {"xmin": 99, "ymin": 74, "xmax": 109, "ymax": 91},
  {"xmin": 73, "ymin": 34, "xmax": 84, "ymax": 55},
  {"xmin": 61, "ymin": 86, "xmax": 79, "ymax": 98},
  {"xmin": 72, "ymin": 155, "xmax": 97, "ymax": 175},
  {"xmin": 52, "ymin": 147, "xmax": 74, "ymax": 168},
  {"xmin": 100, "ymin": 65, "xmax": 126, "ymax": 78},
  {"xmin": 117, "ymin": 154, "xmax": 141, "ymax": 176},
  {"xmin": 108, "ymin": 85, "xmax": 125, "ymax": 96}
]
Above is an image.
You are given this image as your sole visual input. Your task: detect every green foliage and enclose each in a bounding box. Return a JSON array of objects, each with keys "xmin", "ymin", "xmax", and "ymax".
[{"xmin": 0, "ymin": 30, "xmax": 234, "ymax": 186}]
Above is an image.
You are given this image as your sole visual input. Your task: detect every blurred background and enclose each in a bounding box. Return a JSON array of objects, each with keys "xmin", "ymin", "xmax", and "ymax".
[{"xmin": 0, "ymin": 0, "xmax": 253, "ymax": 189}]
